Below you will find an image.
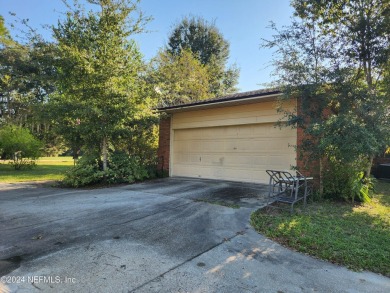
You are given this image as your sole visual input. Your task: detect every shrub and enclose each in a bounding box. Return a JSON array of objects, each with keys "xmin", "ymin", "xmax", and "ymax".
[
  {"xmin": 62, "ymin": 156, "xmax": 104, "ymax": 187},
  {"xmin": 9, "ymin": 158, "xmax": 37, "ymax": 170},
  {"xmin": 0, "ymin": 125, "xmax": 42, "ymax": 170},
  {"xmin": 323, "ymin": 160, "xmax": 373, "ymax": 203},
  {"xmin": 105, "ymin": 152, "xmax": 148, "ymax": 184},
  {"xmin": 62, "ymin": 152, "xmax": 150, "ymax": 187}
]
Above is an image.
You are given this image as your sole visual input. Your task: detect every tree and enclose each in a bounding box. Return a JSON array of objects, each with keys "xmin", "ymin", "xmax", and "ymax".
[
  {"xmin": 52, "ymin": 0, "xmax": 151, "ymax": 170},
  {"xmin": 0, "ymin": 125, "xmax": 42, "ymax": 169},
  {"xmin": 166, "ymin": 16, "xmax": 239, "ymax": 97},
  {"xmin": 151, "ymin": 49, "xmax": 211, "ymax": 106},
  {"xmin": 0, "ymin": 15, "xmax": 58, "ymax": 155},
  {"xmin": 0, "ymin": 15, "xmax": 15, "ymax": 47},
  {"xmin": 263, "ymin": 0, "xmax": 390, "ymax": 200},
  {"xmin": 0, "ymin": 39, "xmax": 60, "ymax": 154}
]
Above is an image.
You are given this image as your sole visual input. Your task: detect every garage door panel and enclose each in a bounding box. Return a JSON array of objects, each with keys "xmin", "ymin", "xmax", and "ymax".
[
  {"xmin": 172, "ymin": 123, "xmax": 296, "ymax": 183},
  {"xmin": 224, "ymin": 154, "xmax": 254, "ymax": 166},
  {"xmin": 173, "ymin": 141, "xmax": 186, "ymax": 152},
  {"xmin": 268, "ymin": 155, "xmax": 294, "ymax": 166},
  {"xmin": 189, "ymin": 154, "xmax": 201, "ymax": 163},
  {"xmin": 185, "ymin": 141, "xmax": 201, "ymax": 152},
  {"xmin": 173, "ymin": 153, "xmax": 188, "ymax": 164},
  {"xmin": 250, "ymin": 155, "xmax": 269, "ymax": 166},
  {"xmin": 199, "ymin": 154, "xmax": 222, "ymax": 165},
  {"xmin": 202, "ymin": 141, "xmax": 225, "ymax": 151},
  {"xmin": 268, "ymin": 126, "xmax": 295, "ymax": 137},
  {"xmin": 237, "ymin": 126, "xmax": 253, "ymax": 137}
]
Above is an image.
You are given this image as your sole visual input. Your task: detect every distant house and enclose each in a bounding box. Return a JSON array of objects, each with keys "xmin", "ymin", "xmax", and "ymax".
[{"xmin": 156, "ymin": 89, "xmax": 312, "ymax": 184}]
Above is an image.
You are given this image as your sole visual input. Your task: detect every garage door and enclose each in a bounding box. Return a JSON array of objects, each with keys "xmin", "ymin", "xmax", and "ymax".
[{"xmin": 171, "ymin": 123, "xmax": 296, "ymax": 183}]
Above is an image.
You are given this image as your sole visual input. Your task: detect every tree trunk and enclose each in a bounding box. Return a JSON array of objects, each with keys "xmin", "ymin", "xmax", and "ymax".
[
  {"xmin": 366, "ymin": 155, "xmax": 374, "ymax": 178},
  {"xmin": 102, "ymin": 137, "xmax": 108, "ymax": 171},
  {"xmin": 319, "ymin": 158, "xmax": 324, "ymax": 197}
]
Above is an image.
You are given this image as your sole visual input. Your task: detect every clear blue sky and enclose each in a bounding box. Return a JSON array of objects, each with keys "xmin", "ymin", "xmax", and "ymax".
[{"xmin": 0, "ymin": 0, "xmax": 294, "ymax": 92}]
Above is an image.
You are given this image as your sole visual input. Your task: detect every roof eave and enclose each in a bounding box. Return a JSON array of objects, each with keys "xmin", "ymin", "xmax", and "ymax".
[{"xmin": 157, "ymin": 91, "xmax": 282, "ymax": 113}]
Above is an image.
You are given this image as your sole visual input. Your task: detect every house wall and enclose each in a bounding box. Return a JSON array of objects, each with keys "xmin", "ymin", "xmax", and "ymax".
[{"xmin": 170, "ymin": 99, "xmax": 295, "ymax": 130}]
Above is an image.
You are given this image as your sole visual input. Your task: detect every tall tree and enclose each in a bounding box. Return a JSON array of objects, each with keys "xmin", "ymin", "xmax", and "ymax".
[
  {"xmin": 263, "ymin": 0, "xmax": 390, "ymax": 199},
  {"xmin": 0, "ymin": 15, "xmax": 12, "ymax": 45},
  {"xmin": 0, "ymin": 15, "xmax": 64, "ymax": 156},
  {"xmin": 151, "ymin": 49, "xmax": 211, "ymax": 106},
  {"xmin": 0, "ymin": 18, "xmax": 56, "ymax": 128},
  {"xmin": 166, "ymin": 16, "xmax": 239, "ymax": 97},
  {"xmin": 52, "ymin": 0, "xmax": 151, "ymax": 170}
]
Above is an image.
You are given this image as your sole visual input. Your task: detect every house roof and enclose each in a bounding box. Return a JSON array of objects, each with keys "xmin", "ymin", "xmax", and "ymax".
[{"xmin": 157, "ymin": 88, "xmax": 282, "ymax": 112}]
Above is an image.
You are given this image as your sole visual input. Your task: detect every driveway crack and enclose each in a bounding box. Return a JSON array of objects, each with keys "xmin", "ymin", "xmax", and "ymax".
[{"xmin": 128, "ymin": 232, "xmax": 242, "ymax": 293}]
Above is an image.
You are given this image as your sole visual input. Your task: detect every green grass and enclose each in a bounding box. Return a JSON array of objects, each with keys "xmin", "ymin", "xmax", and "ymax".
[
  {"xmin": 0, "ymin": 157, "xmax": 74, "ymax": 183},
  {"xmin": 250, "ymin": 180, "xmax": 390, "ymax": 277}
]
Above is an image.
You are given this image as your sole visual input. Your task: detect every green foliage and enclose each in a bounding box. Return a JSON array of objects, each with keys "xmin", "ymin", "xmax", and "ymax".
[
  {"xmin": 151, "ymin": 49, "xmax": 211, "ymax": 105},
  {"xmin": 263, "ymin": 0, "xmax": 390, "ymax": 199},
  {"xmin": 8, "ymin": 159, "xmax": 37, "ymax": 170},
  {"xmin": 0, "ymin": 16, "xmax": 8, "ymax": 37},
  {"xmin": 323, "ymin": 160, "xmax": 373, "ymax": 203},
  {"xmin": 116, "ymin": 115, "xmax": 159, "ymax": 167},
  {"xmin": 0, "ymin": 125, "xmax": 42, "ymax": 169},
  {"xmin": 62, "ymin": 152, "xmax": 150, "ymax": 187},
  {"xmin": 351, "ymin": 173, "xmax": 373, "ymax": 203},
  {"xmin": 0, "ymin": 33, "xmax": 57, "ymax": 121},
  {"xmin": 52, "ymin": 0, "xmax": 153, "ymax": 170},
  {"xmin": 106, "ymin": 152, "xmax": 148, "ymax": 183},
  {"xmin": 168, "ymin": 16, "xmax": 229, "ymax": 66},
  {"xmin": 251, "ymin": 180, "xmax": 390, "ymax": 276},
  {"xmin": 0, "ymin": 15, "xmax": 13, "ymax": 46},
  {"xmin": 62, "ymin": 156, "xmax": 103, "ymax": 187},
  {"xmin": 0, "ymin": 16, "xmax": 59, "ymax": 153},
  {"xmin": 166, "ymin": 16, "xmax": 239, "ymax": 97},
  {"xmin": 2, "ymin": 2, "xmax": 158, "ymax": 182}
]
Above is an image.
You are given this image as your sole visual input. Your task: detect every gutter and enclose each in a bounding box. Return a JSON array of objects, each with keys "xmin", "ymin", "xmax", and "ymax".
[{"xmin": 157, "ymin": 91, "xmax": 282, "ymax": 113}]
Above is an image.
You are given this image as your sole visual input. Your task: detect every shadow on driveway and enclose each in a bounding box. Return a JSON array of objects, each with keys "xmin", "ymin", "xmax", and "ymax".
[{"xmin": 125, "ymin": 177, "xmax": 269, "ymax": 209}]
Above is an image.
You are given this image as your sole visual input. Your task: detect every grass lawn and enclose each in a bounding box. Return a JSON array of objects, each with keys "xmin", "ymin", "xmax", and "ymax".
[
  {"xmin": 0, "ymin": 157, "xmax": 75, "ymax": 183},
  {"xmin": 250, "ymin": 180, "xmax": 390, "ymax": 277}
]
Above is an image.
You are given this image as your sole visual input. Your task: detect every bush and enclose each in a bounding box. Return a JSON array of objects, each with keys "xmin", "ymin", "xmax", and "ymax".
[
  {"xmin": 323, "ymin": 160, "xmax": 373, "ymax": 203},
  {"xmin": 62, "ymin": 156, "xmax": 104, "ymax": 187},
  {"xmin": 62, "ymin": 152, "xmax": 150, "ymax": 187},
  {"xmin": 0, "ymin": 125, "xmax": 42, "ymax": 170},
  {"xmin": 105, "ymin": 152, "xmax": 148, "ymax": 184},
  {"xmin": 9, "ymin": 158, "xmax": 37, "ymax": 170}
]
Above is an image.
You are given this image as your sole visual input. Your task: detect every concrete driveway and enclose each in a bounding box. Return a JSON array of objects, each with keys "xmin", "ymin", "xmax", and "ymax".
[{"xmin": 0, "ymin": 178, "xmax": 388, "ymax": 293}]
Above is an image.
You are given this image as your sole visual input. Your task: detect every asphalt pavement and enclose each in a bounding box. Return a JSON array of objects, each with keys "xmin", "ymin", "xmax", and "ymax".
[{"xmin": 0, "ymin": 178, "xmax": 389, "ymax": 293}]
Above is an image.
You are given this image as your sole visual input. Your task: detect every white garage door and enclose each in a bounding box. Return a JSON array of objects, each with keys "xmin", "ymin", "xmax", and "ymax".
[{"xmin": 171, "ymin": 123, "xmax": 296, "ymax": 183}]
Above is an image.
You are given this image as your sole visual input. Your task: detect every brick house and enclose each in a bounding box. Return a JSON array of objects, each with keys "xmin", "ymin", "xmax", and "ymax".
[{"xmin": 157, "ymin": 89, "xmax": 315, "ymax": 184}]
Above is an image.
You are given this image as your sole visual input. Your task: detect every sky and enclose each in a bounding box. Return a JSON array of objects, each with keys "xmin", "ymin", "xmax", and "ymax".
[{"xmin": 0, "ymin": 0, "xmax": 294, "ymax": 92}]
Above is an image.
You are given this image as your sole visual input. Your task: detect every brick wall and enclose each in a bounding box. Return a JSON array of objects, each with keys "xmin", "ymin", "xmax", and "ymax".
[
  {"xmin": 296, "ymin": 126, "xmax": 321, "ymax": 182},
  {"xmin": 157, "ymin": 116, "xmax": 171, "ymax": 173},
  {"xmin": 296, "ymin": 97, "xmax": 321, "ymax": 182}
]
